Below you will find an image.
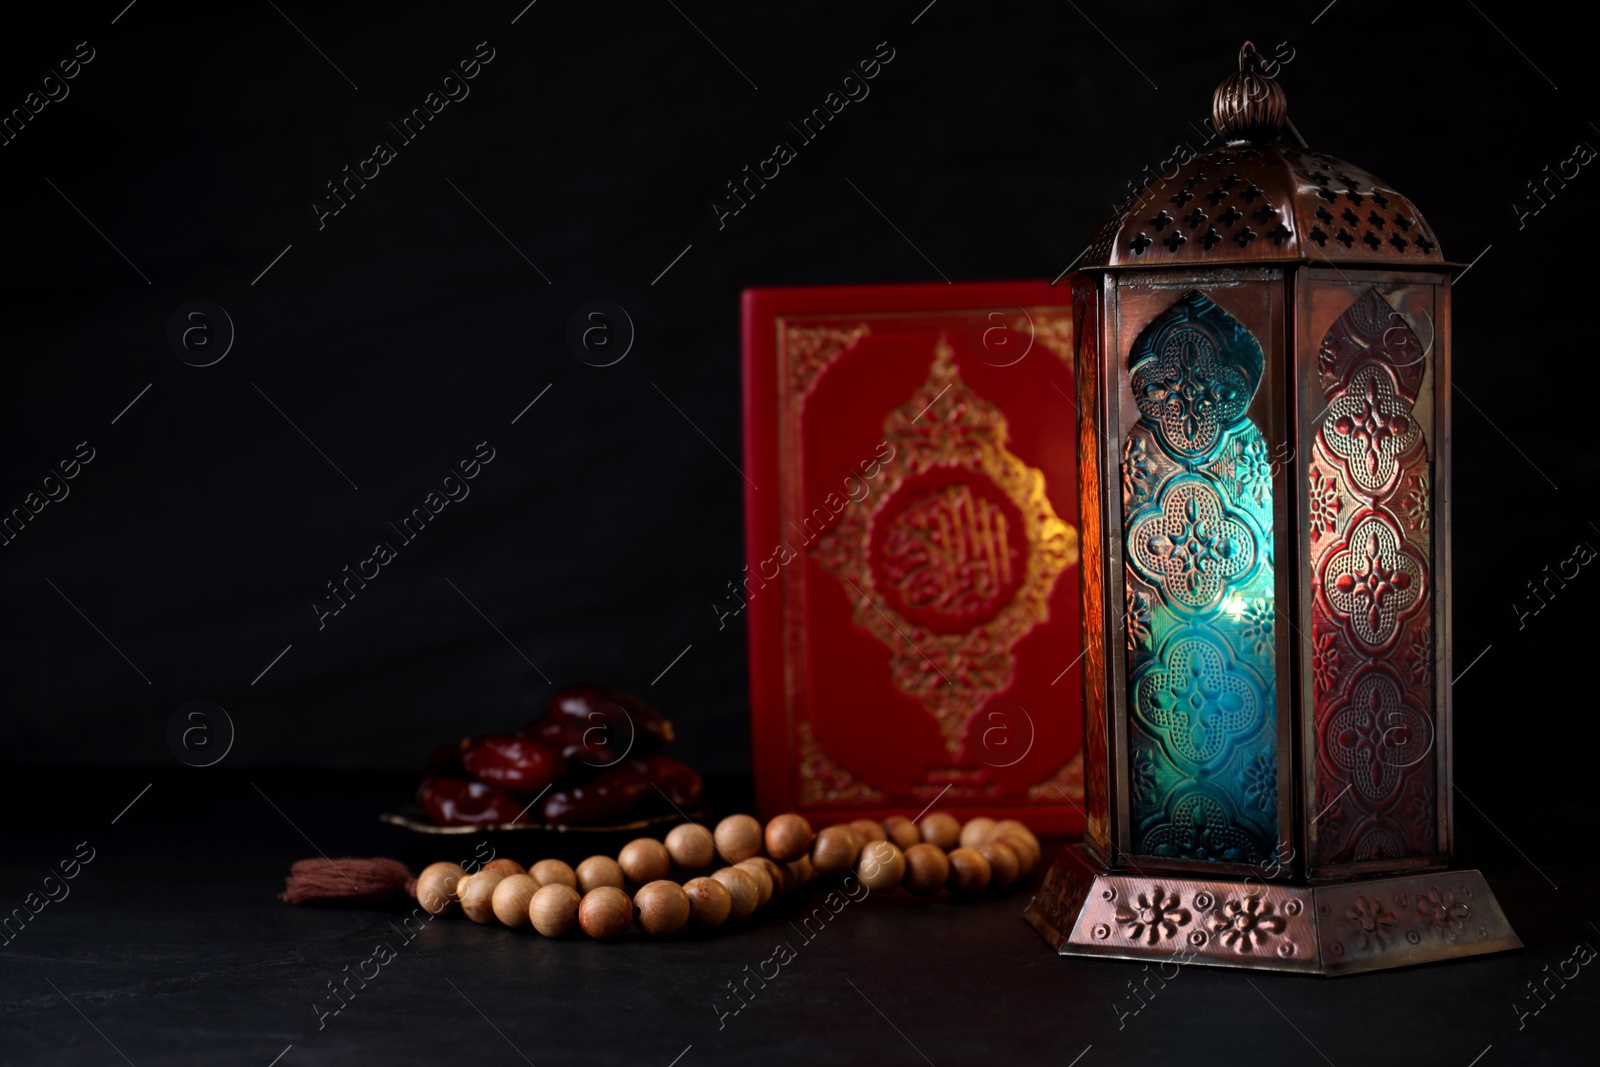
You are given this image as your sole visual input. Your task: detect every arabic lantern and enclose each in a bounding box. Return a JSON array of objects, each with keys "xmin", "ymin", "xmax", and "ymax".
[{"xmin": 1024, "ymin": 44, "xmax": 1521, "ymax": 973}]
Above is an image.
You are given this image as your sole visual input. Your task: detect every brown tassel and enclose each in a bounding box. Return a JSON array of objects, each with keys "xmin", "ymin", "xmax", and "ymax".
[{"xmin": 280, "ymin": 857, "xmax": 417, "ymax": 905}]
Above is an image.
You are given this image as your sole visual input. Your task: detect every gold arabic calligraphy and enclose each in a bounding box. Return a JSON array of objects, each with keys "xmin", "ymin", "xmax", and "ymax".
[{"xmin": 881, "ymin": 485, "xmax": 1020, "ymax": 618}]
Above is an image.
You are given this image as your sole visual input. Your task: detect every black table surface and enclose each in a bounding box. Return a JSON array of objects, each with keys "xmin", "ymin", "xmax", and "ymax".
[{"xmin": 3, "ymin": 771, "xmax": 1596, "ymax": 1067}]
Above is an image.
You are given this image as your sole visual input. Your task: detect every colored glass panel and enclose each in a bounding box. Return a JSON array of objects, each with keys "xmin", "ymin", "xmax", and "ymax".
[
  {"xmin": 1122, "ymin": 291, "xmax": 1277, "ymax": 864},
  {"xmin": 1309, "ymin": 288, "xmax": 1435, "ymax": 865}
]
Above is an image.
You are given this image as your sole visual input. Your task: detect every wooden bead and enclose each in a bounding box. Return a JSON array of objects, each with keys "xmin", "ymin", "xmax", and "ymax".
[
  {"xmin": 634, "ymin": 880, "xmax": 691, "ymax": 936},
  {"xmin": 998, "ymin": 835, "xmax": 1038, "ymax": 878},
  {"xmin": 734, "ymin": 859, "xmax": 775, "ymax": 906},
  {"xmin": 882, "ymin": 816, "xmax": 920, "ymax": 851},
  {"xmin": 684, "ymin": 877, "xmax": 733, "ymax": 929},
  {"xmin": 978, "ymin": 840, "xmax": 1020, "ymax": 890},
  {"xmin": 902, "ymin": 844, "xmax": 950, "ymax": 896},
  {"xmin": 529, "ymin": 883, "xmax": 581, "ymax": 937},
  {"xmin": 447, "ymin": 870, "xmax": 473, "ymax": 906},
  {"xmin": 714, "ymin": 815, "xmax": 764, "ymax": 864},
  {"xmin": 993, "ymin": 827, "xmax": 1040, "ymax": 872},
  {"xmin": 481, "ymin": 858, "xmax": 526, "ymax": 877},
  {"xmin": 459, "ymin": 870, "xmax": 505, "ymax": 923},
  {"xmin": 530, "ymin": 859, "xmax": 577, "ymax": 889},
  {"xmin": 753, "ymin": 856, "xmax": 789, "ymax": 896},
  {"xmin": 711, "ymin": 867, "xmax": 760, "ymax": 919},
  {"xmin": 958, "ymin": 817, "xmax": 996, "ymax": 850},
  {"xmin": 998, "ymin": 831, "xmax": 1036, "ymax": 863},
  {"xmin": 576, "ymin": 855, "xmax": 626, "ymax": 893},
  {"xmin": 990, "ymin": 818, "xmax": 1035, "ymax": 841},
  {"xmin": 811, "ymin": 825, "xmax": 861, "ymax": 874},
  {"xmin": 849, "ymin": 818, "xmax": 888, "ymax": 844},
  {"xmin": 666, "ymin": 823, "xmax": 717, "ymax": 870},
  {"xmin": 491, "ymin": 874, "xmax": 539, "ymax": 926},
  {"xmin": 618, "ymin": 838, "xmax": 671, "ymax": 884},
  {"xmin": 919, "ymin": 811, "xmax": 961, "ymax": 849},
  {"xmin": 785, "ymin": 854, "xmax": 815, "ymax": 890},
  {"xmin": 764, "ymin": 813, "xmax": 814, "ymax": 862},
  {"xmin": 946, "ymin": 847, "xmax": 992, "ymax": 896},
  {"xmin": 990, "ymin": 820, "xmax": 1041, "ymax": 864},
  {"xmin": 858, "ymin": 841, "xmax": 906, "ymax": 891},
  {"xmin": 578, "ymin": 886, "xmax": 633, "ymax": 940},
  {"xmin": 415, "ymin": 862, "xmax": 466, "ymax": 915}
]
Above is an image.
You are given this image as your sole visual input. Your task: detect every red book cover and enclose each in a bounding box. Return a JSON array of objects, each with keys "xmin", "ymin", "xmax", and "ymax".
[{"xmin": 741, "ymin": 281, "xmax": 1085, "ymax": 833}]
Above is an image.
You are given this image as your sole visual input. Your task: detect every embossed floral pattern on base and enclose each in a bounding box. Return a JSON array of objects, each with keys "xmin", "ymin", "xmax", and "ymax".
[
  {"xmin": 1115, "ymin": 886, "xmax": 1191, "ymax": 944},
  {"xmin": 1210, "ymin": 895, "xmax": 1287, "ymax": 953},
  {"xmin": 1415, "ymin": 886, "xmax": 1469, "ymax": 941},
  {"xmin": 1347, "ymin": 892, "xmax": 1399, "ymax": 950}
]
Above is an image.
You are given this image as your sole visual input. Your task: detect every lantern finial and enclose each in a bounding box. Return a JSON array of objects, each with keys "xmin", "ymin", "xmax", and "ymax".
[{"xmin": 1211, "ymin": 41, "xmax": 1288, "ymax": 144}]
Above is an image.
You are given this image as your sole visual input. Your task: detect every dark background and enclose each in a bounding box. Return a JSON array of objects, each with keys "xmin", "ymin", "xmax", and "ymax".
[
  {"xmin": 1, "ymin": 1, "xmax": 1592, "ymax": 785},
  {"xmin": 4, "ymin": 3, "xmax": 1599, "ymax": 1065}
]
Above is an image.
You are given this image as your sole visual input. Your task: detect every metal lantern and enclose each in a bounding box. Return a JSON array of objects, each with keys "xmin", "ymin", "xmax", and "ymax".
[{"xmin": 1024, "ymin": 45, "xmax": 1520, "ymax": 974}]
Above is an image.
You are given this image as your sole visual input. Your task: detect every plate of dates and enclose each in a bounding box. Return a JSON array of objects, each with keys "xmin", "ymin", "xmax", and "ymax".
[{"xmin": 382, "ymin": 683, "xmax": 708, "ymax": 835}]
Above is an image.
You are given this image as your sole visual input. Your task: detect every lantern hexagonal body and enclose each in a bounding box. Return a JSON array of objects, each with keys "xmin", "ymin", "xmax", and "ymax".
[{"xmin": 1024, "ymin": 54, "xmax": 1520, "ymax": 974}]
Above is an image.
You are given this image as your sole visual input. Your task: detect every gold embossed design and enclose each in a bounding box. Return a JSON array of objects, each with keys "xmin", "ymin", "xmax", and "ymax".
[
  {"xmin": 1027, "ymin": 750, "xmax": 1085, "ymax": 802},
  {"xmin": 796, "ymin": 719, "xmax": 884, "ymax": 804},
  {"xmin": 815, "ymin": 338, "xmax": 1079, "ymax": 754},
  {"xmin": 785, "ymin": 323, "xmax": 870, "ymax": 408},
  {"xmin": 1034, "ymin": 313, "xmax": 1075, "ymax": 371}
]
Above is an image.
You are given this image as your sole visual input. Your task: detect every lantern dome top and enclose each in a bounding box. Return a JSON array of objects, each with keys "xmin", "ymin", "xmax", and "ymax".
[{"xmin": 1082, "ymin": 44, "xmax": 1443, "ymax": 271}]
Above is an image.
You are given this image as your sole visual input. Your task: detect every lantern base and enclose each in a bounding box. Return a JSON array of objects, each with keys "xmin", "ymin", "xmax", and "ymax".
[{"xmin": 1024, "ymin": 846, "xmax": 1521, "ymax": 975}]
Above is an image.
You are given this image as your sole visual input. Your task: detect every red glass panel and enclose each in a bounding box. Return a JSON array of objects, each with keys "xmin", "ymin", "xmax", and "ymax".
[{"xmin": 1309, "ymin": 289, "xmax": 1436, "ymax": 866}]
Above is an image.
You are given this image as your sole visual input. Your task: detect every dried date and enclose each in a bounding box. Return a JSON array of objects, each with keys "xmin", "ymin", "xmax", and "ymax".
[
  {"xmin": 626, "ymin": 754, "xmax": 704, "ymax": 807},
  {"xmin": 540, "ymin": 768, "xmax": 652, "ymax": 826},
  {"xmin": 418, "ymin": 776, "xmax": 528, "ymax": 827},
  {"xmin": 523, "ymin": 683, "xmax": 674, "ymax": 764},
  {"xmin": 459, "ymin": 734, "xmax": 565, "ymax": 794}
]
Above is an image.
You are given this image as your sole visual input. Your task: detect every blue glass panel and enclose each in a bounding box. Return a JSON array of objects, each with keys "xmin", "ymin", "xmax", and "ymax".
[{"xmin": 1122, "ymin": 291, "xmax": 1276, "ymax": 863}]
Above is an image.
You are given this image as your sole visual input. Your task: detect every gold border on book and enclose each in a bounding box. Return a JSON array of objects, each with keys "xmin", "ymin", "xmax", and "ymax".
[{"xmin": 796, "ymin": 719, "xmax": 885, "ymax": 805}]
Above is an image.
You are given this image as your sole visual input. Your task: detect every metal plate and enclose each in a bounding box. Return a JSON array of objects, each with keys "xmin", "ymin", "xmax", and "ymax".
[
  {"xmin": 379, "ymin": 805, "xmax": 709, "ymax": 836},
  {"xmin": 1025, "ymin": 846, "xmax": 1520, "ymax": 976}
]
